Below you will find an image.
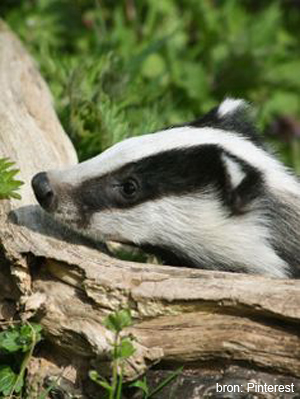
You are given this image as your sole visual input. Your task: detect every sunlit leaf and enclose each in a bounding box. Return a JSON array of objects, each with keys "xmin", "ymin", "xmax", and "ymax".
[
  {"xmin": 0, "ymin": 365, "xmax": 19, "ymax": 396},
  {"xmin": 104, "ymin": 309, "xmax": 133, "ymax": 333},
  {"xmin": 0, "ymin": 158, "xmax": 23, "ymax": 200},
  {"xmin": 116, "ymin": 337, "xmax": 135, "ymax": 359}
]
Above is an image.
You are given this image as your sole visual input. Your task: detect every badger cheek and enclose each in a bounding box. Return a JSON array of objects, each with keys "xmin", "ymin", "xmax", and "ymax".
[{"xmin": 87, "ymin": 211, "xmax": 127, "ymax": 243}]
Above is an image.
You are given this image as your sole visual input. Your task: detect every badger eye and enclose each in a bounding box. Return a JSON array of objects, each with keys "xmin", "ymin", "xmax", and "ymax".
[{"xmin": 121, "ymin": 179, "xmax": 138, "ymax": 198}]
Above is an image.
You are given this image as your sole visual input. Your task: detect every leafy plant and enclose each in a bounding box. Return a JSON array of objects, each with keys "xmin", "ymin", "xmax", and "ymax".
[
  {"xmin": 0, "ymin": 158, "xmax": 23, "ymax": 200},
  {"xmin": 0, "ymin": 322, "xmax": 42, "ymax": 398},
  {"xmin": 3, "ymin": 0, "xmax": 300, "ymax": 169},
  {"xmin": 89, "ymin": 309, "xmax": 182, "ymax": 399},
  {"xmin": 89, "ymin": 309, "xmax": 135, "ymax": 399}
]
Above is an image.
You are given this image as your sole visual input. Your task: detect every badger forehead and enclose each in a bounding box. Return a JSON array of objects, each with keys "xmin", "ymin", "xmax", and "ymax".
[{"xmin": 52, "ymin": 125, "xmax": 299, "ymax": 195}]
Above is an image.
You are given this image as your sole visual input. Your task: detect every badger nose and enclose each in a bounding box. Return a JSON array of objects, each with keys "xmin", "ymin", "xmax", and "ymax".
[{"xmin": 31, "ymin": 172, "xmax": 57, "ymax": 211}]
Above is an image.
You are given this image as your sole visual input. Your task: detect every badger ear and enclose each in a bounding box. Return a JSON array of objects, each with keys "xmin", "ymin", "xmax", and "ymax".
[
  {"xmin": 189, "ymin": 98, "xmax": 261, "ymax": 145},
  {"xmin": 221, "ymin": 152, "xmax": 263, "ymax": 213},
  {"xmin": 217, "ymin": 98, "xmax": 249, "ymax": 119}
]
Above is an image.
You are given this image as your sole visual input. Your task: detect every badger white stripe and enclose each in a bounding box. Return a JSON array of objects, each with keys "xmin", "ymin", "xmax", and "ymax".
[{"xmin": 221, "ymin": 153, "xmax": 246, "ymax": 188}]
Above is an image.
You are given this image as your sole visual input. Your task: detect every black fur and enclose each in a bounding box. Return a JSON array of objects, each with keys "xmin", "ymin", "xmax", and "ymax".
[
  {"xmin": 266, "ymin": 195, "xmax": 300, "ymax": 278},
  {"xmin": 186, "ymin": 104, "xmax": 263, "ymax": 147},
  {"xmin": 75, "ymin": 144, "xmax": 263, "ymax": 227}
]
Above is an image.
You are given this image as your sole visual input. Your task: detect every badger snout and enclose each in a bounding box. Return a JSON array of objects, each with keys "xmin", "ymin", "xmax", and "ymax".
[{"xmin": 32, "ymin": 172, "xmax": 57, "ymax": 211}]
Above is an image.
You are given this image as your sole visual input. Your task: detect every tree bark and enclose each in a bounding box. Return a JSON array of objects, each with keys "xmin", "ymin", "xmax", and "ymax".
[{"xmin": 0, "ymin": 20, "xmax": 300, "ymax": 398}]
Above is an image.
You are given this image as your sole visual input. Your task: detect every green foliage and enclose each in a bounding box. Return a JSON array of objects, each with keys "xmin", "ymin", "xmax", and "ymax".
[
  {"xmin": 2, "ymin": 1, "xmax": 300, "ymax": 166},
  {"xmin": 90, "ymin": 309, "xmax": 135, "ymax": 399},
  {"xmin": 103, "ymin": 309, "xmax": 133, "ymax": 334},
  {"xmin": 0, "ymin": 366, "xmax": 23, "ymax": 397},
  {"xmin": 0, "ymin": 322, "xmax": 42, "ymax": 398},
  {"xmin": 90, "ymin": 308, "xmax": 181, "ymax": 399},
  {"xmin": 0, "ymin": 159, "xmax": 23, "ymax": 200},
  {"xmin": 0, "ymin": 323, "xmax": 42, "ymax": 354}
]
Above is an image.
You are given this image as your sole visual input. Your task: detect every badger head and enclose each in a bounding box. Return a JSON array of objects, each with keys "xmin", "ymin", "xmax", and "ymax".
[{"xmin": 32, "ymin": 99, "xmax": 300, "ymax": 278}]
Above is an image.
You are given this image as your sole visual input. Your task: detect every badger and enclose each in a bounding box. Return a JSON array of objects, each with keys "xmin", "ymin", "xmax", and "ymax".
[{"xmin": 32, "ymin": 99, "xmax": 300, "ymax": 279}]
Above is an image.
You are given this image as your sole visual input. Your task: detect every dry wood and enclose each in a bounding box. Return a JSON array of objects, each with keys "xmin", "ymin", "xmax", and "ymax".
[{"xmin": 0, "ymin": 20, "xmax": 300, "ymax": 397}]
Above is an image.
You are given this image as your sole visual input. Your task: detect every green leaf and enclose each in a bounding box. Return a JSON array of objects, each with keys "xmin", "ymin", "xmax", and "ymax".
[
  {"xmin": 130, "ymin": 378, "xmax": 149, "ymax": 395},
  {"xmin": 248, "ymin": 3, "xmax": 281, "ymax": 49},
  {"xmin": 141, "ymin": 53, "xmax": 166, "ymax": 79},
  {"xmin": 0, "ymin": 329, "xmax": 22, "ymax": 353},
  {"xmin": 260, "ymin": 91, "xmax": 300, "ymax": 125},
  {"xmin": 116, "ymin": 337, "xmax": 135, "ymax": 359},
  {"xmin": 266, "ymin": 61, "xmax": 300, "ymax": 89},
  {"xmin": 0, "ymin": 323, "xmax": 43, "ymax": 354},
  {"xmin": 174, "ymin": 62, "xmax": 209, "ymax": 101},
  {"xmin": 0, "ymin": 365, "xmax": 19, "ymax": 396},
  {"xmin": 18, "ymin": 323, "xmax": 42, "ymax": 352},
  {"xmin": 103, "ymin": 309, "xmax": 133, "ymax": 333},
  {"xmin": 0, "ymin": 158, "xmax": 23, "ymax": 200}
]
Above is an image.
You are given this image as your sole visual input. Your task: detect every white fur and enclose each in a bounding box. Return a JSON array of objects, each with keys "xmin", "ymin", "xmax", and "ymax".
[
  {"xmin": 218, "ymin": 98, "xmax": 245, "ymax": 117},
  {"xmin": 221, "ymin": 153, "xmax": 246, "ymax": 188},
  {"xmin": 83, "ymin": 192, "xmax": 289, "ymax": 278}
]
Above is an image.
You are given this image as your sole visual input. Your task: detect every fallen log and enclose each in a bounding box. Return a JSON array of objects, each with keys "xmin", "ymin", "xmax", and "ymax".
[{"xmin": 0, "ymin": 20, "xmax": 300, "ymax": 398}]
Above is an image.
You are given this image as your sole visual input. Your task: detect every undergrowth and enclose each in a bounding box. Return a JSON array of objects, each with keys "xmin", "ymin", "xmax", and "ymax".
[
  {"xmin": 89, "ymin": 309, "xmax": 182, "ymax": 399},
  {"xmin": 2, "ymin": 1, "xmax": 300, "ymax": 167},
  {"xmin": 0, "ymin": 311, "xmax": 180, "ymax": 399},
  {"xmin": 0, "ymin": 322, "xmax": 43, "ymax": 399}
]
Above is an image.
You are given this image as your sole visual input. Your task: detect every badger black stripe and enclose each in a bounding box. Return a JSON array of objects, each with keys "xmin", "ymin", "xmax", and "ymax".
[{"xmin": 75, "ymin": 144, "xmax": 263, "ymax": 226}]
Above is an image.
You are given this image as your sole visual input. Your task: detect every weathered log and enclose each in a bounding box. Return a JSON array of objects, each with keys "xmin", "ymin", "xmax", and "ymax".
[{"xmin": 0, "ymin": 20, "xmax": 300, "ymax": 398}]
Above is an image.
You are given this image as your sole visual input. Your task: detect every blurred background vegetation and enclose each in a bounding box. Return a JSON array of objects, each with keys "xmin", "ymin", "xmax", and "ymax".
[{"xmin": 1, "ymin": 0, "xmax": 300, "ymax": 170}]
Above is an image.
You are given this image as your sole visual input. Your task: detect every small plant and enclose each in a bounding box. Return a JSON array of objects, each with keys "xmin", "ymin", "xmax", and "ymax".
[
  {"xmin": 0, "ymin": 158, "xmax": 23, "ymax": 200},
  {"xmin": 0, "ymin": 322, "xmax": 43, "ymax": 398},
  {"xmin": 89, "ymin": 309, "xmax": 135, "ymax": 399},
  {"xmin": 89, "ymin": 309, "xmax": 182, "ymax": 399}
]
